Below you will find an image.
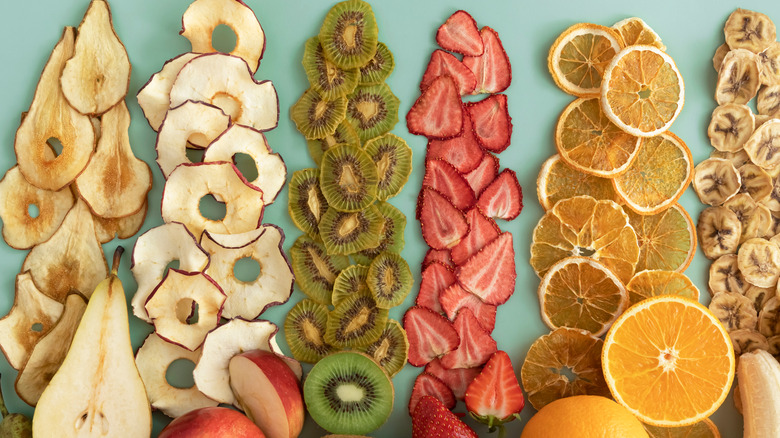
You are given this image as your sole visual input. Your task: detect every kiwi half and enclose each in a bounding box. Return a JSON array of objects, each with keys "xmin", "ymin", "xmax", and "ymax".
[
  {"xmin": 284, "ymin": 299, "xmax": 335, "ymax": 363},
  {"xmin": 352, "ymin": 201, "xmax": 406, "ymax": 265},
  {"xmin": 320, "ymin": 144, "xmax": 378, "ymax": 212},
  {"xmin": 363, "ymin": 133, "xmax": 412, "ymax": 201},
  {"xmin": 346, "ymin": 83, "xmax": 400, "ymax": 142},
  {"xmin": 318, "ymin": 0, "xmax": 378, "ymax": 70},
  {"xmin": 332, "ymin": 264, "xmax": 369, "ymax": 306},
  {"xmin": 367, "ymin": 252, "xmax": 412, "ymax": 309},
  {"xmin": 290, "ymin": 235, "xmax": 351, "ymax": 305},
  {"xmin": 359, "ymin": 42, "xmax": 394, "ymax": 85},
  {"xmin": 303, "ymin": 36, "xmax": 360, "ymax": 100},
  {"xmin": 291, "ymin": 88, "xmax": 347, "ymax": 140},
  {"xmin": 306, "ymin": 120, "xmax": 361, "ymax": 166},
  {"xmin": 288, "ymin": 168, "xmax": 329, "ymax": 238},
  {"xmin": 360, "ymin": 319, "xmax": 408, "ymax": 377},
  {"xmin": 325, "ymin": 292, "xmax": 388, "ymax": 348},
  {"xmin": 303, "ymin": 351, "xmax": 393, "ymax": 435},
  {"xmin": 319, "ymin": 205, "xmax": 383, "ymax": 256}
]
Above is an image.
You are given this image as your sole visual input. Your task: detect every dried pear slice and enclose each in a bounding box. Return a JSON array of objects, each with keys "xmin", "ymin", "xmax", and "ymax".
[
  {"xmin": 14, "ymin": 292, "xmax": 86, "ymax": 406},
  {"xmin": 739, "ymin": 163, "xmax": 773, "ymax": 202},
  {"xmin": 713, "ymin": 43, "xmax": 730, "ymax": 72},
  {"xmin": 22, "ymin": 199, "xmax": 107, "ymax": 302},
  {"xmin": 93, "ymin": 200, "xmax": 147, "ymax": 243},
  {"xmin": 724, "ymin": 8, "xmax": 777, "ymax": 53},
  {"xmin": 14, "ymin": 27, "xmax": 94, "ymax": 192},
  {"xmin": 0, "ymin": 272, "xmax": 64, "ymax": 370},
  {"xmin": 738, "ymin": 237, "xmax": 780, "ymax": 288},
  {"xmin": 180, "ymin": 0, "xmax": 265, "ymax": 73},
  {"xmin": 693, "ymin": 157, "xmax": 741, "ymax": 206},
  {"xmin": 715, "ymin": 49, "xmax": 760, "ymax": 105},
  {"xmin": 725, "ymin": 193, "xmax": 773, "ymax": 243},
  {"xmin": 169, "ymin": 53, "xmax": 278, "ymax": 132},
  {"xmin": 709, "ymin": 291, "xmax": 758, "ymax": 332},
  {"xmin": 708, "ymin": 103, "xmax": 755, "ymax": 152},
  {"xmin": 137, "ymin": 53, "xmax": 199, "ymax": 131},
  {"xmin": 73, "ymin": 101, "xmax": 152, "ymax": 218},
  {"xmin": 0, "ymin": 165, "xmax": 74, "ymax": 250},
  {"xmin": 757, "ymin": 85, "xmax": 780, "ymax": 117},
  {"xmin": 759, "ymin": 42, "xmax": 780, "ymax": 85},
  {"xmin": 730, "ymin": 328, "xmax": 769, "ymax": 356},
  {"xmin": 697, "ymin": 205, "xmax": 742, "ymax": 260},
  {"xmin": 709, "ymin": 254, "xmax": 748, "ymax": 296},
  {"xmin": 60, "ymin": 0, "xmax": 130, "ymax": 115},
  {"xmin": 744, "ymin": 119, "xmax": 780, "ymax": 169},
  {"xmin": 759, "ymin": 296, "xmax": 780, "ymax": 338}
]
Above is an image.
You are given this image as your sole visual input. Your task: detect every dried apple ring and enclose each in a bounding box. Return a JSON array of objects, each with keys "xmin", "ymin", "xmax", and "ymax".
[{"xmin": 137, "ymin": 53, "xmax": 199, "ymax": 131}]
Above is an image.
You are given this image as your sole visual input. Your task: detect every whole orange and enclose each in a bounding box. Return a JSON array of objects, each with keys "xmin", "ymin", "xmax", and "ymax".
[{"xmin": 520, "ymin": 395, "xmax": 648, "ymax": 438}]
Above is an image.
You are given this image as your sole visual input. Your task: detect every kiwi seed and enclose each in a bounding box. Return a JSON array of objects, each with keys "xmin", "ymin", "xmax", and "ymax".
[
  {"xmin": 319, "ymin": 144, "xmax": 378, "ymax": 212},
  {"xmin": 291, "ymin": 88, "xmax": 347, "ymax": 140},
  {"xmin": 288, "ymin": 168, "xmax": 329, "ymax": 239},
  {"xmin": 303, "ymin": 36, "xmax": 360, "ymax": 100},
  {"xmin": 367, "ymin": 251, "xmax": 412, "ymax": 309},
  {"xmin": 332, "ymin": 264, "xmax": 369, "ymax": 306},
  {"xmin": 318, "ymin": 0, "xmax": 378, "ymax": 70},
  {"xmin": 284, "ymin": 299, "xmax": 335, "ymax": 363},
  {"xmin": 360, "ymin": 319, "xmax": 408, "ymax": 377},
  {"xmin": 325, "ymin": 292, "xmax": 388, "ymax": 348},
  {"xmin": 346, "ymin": 83, "xmax": 399, "ymax": 142},
  {"xmin": 363, "ymin": 133, "xmax": 412, "ymax": 201},
  {"xmin": 352, "ymin": 201, "xmax": 406, "ymax": 265},
  {"xmin": 359, "ymin": 42, "xmax": 395, "ymax": 85},
  {"xmin": 290, "ymin": 235, "xmax": 351, "ymax": 305},
  {"xmin": 318, "ymin": 205, "xmax": 383, "ymax": 256}
]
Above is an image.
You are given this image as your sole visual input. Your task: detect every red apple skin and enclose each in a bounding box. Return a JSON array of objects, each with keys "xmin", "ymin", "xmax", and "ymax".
[
  {"xmin": 229, "ymin": 350, "xmax": 304, "ymax": 438},
  {"xmin": 158, "ymin": 406, "xmax": 266, "ymax": 438}
]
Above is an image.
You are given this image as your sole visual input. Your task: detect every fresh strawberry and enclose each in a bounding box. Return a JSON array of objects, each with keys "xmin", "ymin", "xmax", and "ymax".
[
  {"xmin": 450, "ymin": 207, "xmax": 501, "ymax": 266},
  {"xmin": 412, "ymin": 395, "xmax": 479, "ymax": 438},
  {"xmin": 423, "ymin": 248, "xmax": 454, "ymax": 269},
  {"xmin": 407, "ymin": 75, "xmax": 463, "ymax": 139},
  {"xmin": 464, "ymin": 351, "xmax": 525, "ymax": 431},
  {"xmin": 422, "ymin": 159, "xmax": 476, "ymax": 212},
  {"xmin": 416, "ymin": 261, "xmax": 456, "ymax": 314},
  {"xmin": 467, "ymin": 94, "xmax": 512, "ymax": 153},
  {"xmin": 426, "ymin": 111, "xmax": 484, "ymax": 174},
  {"xmin": 439, "ymin": 282, "xmax": 497, "ymax": 332},
  {"xmin": 419, "ymin": 187, "xmax": 469, "ymax": 250},
  {"xmin": 463, "ymin": 27, "xmax": 511, "ymax": 94},
  {"xmin": 435, "ymin": 10, "xmax": 484, "ymax": 57},
  {"xmin": 456, "ymin": 232, "xmax": 515, "ymax": 305},
  {"xmin": 440, "ymin": 308, "xmax": 497, "ymax": 369},
  {"xmin": 403, "ymin": 306, "xmax": 460, "ymax": 367},
  {"xmin": 408, "ymin": 372, "xmax": 456, "ymax": 415},
  {"xmin": 464, "ymin": 153, "xmax": 499, "ymax": 196},
  {"xmin": 425, "ymin": 358, "xmax": 482, "ymax": 400},
  {"xmin": 421, "ymin": 50, "xmax": 477, "ymax": 95},
  {"xmin": 476, "ymin": 169, "xmax": 523, "ymax": 220}
]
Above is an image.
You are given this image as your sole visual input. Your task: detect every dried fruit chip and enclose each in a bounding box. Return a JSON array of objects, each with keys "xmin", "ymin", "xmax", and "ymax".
[
  {"xmin": 697, "ymin": 206, "xmax": 742, "ymax": 260},
  {"xmin": 626, "ymin": 269, "xmax": 699, "ymax": 306},
  {"xmin": 435, "ymin": 10, "xmax": 483, "ymax": 57},
  {"xmin": 738, "ymin": 163, "xmax": 773, "ymax": 202},
  {"xmin": 407, "ymin": 75, "xmax": 463, "ymax": 140},
  {"xmin": 708, "ymin": 292, "xmax": 758, "ymax": 332},
  {"xmin": 709, "ymin": 254, "xmax": 748, "ymax": 296},
  {"xmin": 455, "ymin": 233, "xmax": 516, "ymax": 305},
  {"xmin": 708, "ymin": 103, "xmax": 755, "ymax": 152},
  {"xmin": 757, "ymin": 85, "xmax": 780, "ymax": 117},
  {"xmin": 420, "ymin": 49, "xmax": 477, "ymax": 96},
  {"xmin": 745, "ymin": 120, "xmax": 780, "ymax": 170},
  {"xmin": 547, "ymin": 23, "xmax": 623, "ymax": 96},
  {"xmin": 692, "ymin": 157, "xmax": 741, "ymax": 206},
  {"xmin": 724, "ymin": 193, "xmax": 773, "ymax": 243},
  {"xmin": 137, "ymin": 53, "xmax": 199, "ymax": 131},
  {"xmin": 611, "ymin": 17, "xmax": 665, "ymax": 51},
  {"xmin": 738, "ymin": 237, "xmax": 780, "ymax": 288},
  {"xmin": 758, "ymin": 42, "xmax": 780, "ymax": 86},
  {"xmin": 536, "ymin": 154, "xmax": 620, "ymax": 211},
  {"xmin": 724, "ymin": 8, "xmax": 777, "ymax": 53},
  {"xmin": 93, "ymin": 199, "xmax": 147, "ymax": 244},
  {"xmin": 626, "ymin": 204, "xmax": 696, "ymax": 273},
  {"xmin": 462, "ymin": 26, "xmax": 512, "ymax": 95},
  {"xmin": 715, "ymin": 49, "xmax": 760, "ymax": 105},
  {"xmin": 403, "ymin": 306, "xmax": 459, "ymax": 367},
  {"xmin": 466, "ymin": 94, "xmax": 512, "ymax": 153}
]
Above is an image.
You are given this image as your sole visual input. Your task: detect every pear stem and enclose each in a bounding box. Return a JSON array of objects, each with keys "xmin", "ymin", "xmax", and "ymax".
[
  {"xmin": 0, "ymin": 373, "xmax": 9, "ymax": 418},
  {"xmin": 111, "ymin": 246, "xmax": 125, "ymax": 275}
]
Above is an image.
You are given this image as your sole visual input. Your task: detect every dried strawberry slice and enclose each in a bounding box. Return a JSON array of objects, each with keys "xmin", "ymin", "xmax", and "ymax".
[
  {"xmin": 422, "ymin": 159, "xmax": 476, "ymax": 212},
  {"xmin": 456, "ymin": 233, "xmax": 515, "ymax": 305},
  {"xmin": 420, "ymin": 50, "xmax": 477, "ymax": 96},
  {"xmin": 419, "ymin": 187, "xmax": 469, "ymax": 250},
  {"xmin": 408, "ymin": 372, "xmax": 456, "ymax": 415},
  {"xmin": 476, "ymin": 169, "xmax": 523, "ymax": 220},
  {"xmin": 407, "ymin": 75, "xmax": 463, "ymax": 140},
  {"xmin": 467, "ymin": 94, "xmax": 512, "ymax": 153},
  {"xmin": 439, "ymin": 283, "xmax": 497, "ymax": 333},
  {"xmin": 425, "ymin": 358, "xmax": 482, "ymax": 400},
  {"xmin": 416, "ymin": 261, "xmax": 456, "ymax": 314},
  {"xmin": 440, "ymin": 308, "xmax": 497, "ymax": 369},
  {"xmin": 464, "ymin": 153, "xmax": 499, "ymax": 197},
  {"xmin": 435, "ymin": 10, "xmax": 484, "ymax": 57},
  {"xmin": 423, "ymin": 248, "xmax": 454, "ymax": 269},
  {"xmin": 426, "ymin": 112, "xmax": 484, "ymax": 174},
  {"xmin": 463, "ymin": 27, "xmax": 511, "ymax": 94},
  {"xmin": 450, "ymin": 207, "xmax": 501, "ymax": 266},
  {"xmin": 403, "ymin": 306, "xmax": 460, "ymax": 367}
]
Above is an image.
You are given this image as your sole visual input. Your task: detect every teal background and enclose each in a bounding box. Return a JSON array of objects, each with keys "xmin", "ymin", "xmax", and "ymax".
[{"xmin": 2, "ymin": 0, "xmax": 780, "ymax": 436}]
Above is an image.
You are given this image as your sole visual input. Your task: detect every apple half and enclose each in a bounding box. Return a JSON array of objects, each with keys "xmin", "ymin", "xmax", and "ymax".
[{"xmin": 137, "ymin": 53, "xmax": 199, "ymax": 131}]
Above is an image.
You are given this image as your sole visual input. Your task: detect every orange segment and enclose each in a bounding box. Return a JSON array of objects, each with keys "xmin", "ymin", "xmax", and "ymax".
[
  {"xmin": 612, "ymin": 17, "xmax": 666, "ymax": 51},
  {"xmin": 601, "ymin": 45, "xmax": 685, "ymax": 137},
  {"xmin": 548, "ymin": 23, "xmax": 624, "ymax": 96},
  {"xmin": 555, "ymin": 97, "xmax": 642, "ymax": 178},
  {"xmin": 603, "ymin": 296, "xmax": 735, "ymax": 427},
  {"xmin": 531, "ymin": 195, "xmax": 640, "ymax": 283},
  {"xmin": 643, "ymin": 418, "xmax": 721, "ymax": 438},
  {"xmin": 613, "ymin": 131, "xmax": 694, "ymax": 215},
  {"xmin": 626, "ymin": 270, "xmax": 700, "ymax": 306},
  {"xmin": 537, "ymin": 154, "xmax": 621, "ymax": 210},
  {"xmin": 539, "ymin": 257, "xmax": 629, "ymax": 336},
  {"xmin": 627, "ymin": 204, "xmax": 696, "ymax": 273}
]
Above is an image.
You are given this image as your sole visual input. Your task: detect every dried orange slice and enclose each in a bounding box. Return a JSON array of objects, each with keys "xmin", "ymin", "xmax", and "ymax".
[
  {"xmin": 603, "ymin": 295, "xmax": 735, "ymax": 427},
  {"xmin": 626, "ymin": 270, "xmax": 700, "ymax": 306},
  {"xmin": 539, "ymin": 257, "xmax": 629, "ymax": 336},
  {"xmin": 555, "ymin": 97, "xmax": 642, "ymax": 178},
  {"xmin": 643, "ymin": 418, "xmax": 721, "ymax": 438},
  {"xmin": 612, "ymin": 17, "xmax": 666, "ymax": 51},
  {"xmin": 602, "ymin": 45, "xmax": 685, "ymax": 137},
  {"xmin": 536, "ymin": 154, "xmax": 620, "ymax": 210},
  {"xmin": 613, "ymin": 131, "xmax": 693, "ymax": 215},
  {"xmin": 548, "ymin": 23, "xmax": 623, "ymax": 96},
  {"xmin": 626, "ymin": 204, "xmax": 696, "ymax": 273}
]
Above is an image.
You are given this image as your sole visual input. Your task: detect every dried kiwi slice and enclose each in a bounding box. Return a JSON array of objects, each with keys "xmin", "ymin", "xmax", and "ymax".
[
  {"xmin": 303, "ymin": 351, "xmax": 393, "ymax": 435},
  {"xmin": 318, "ymin": 0, "xmax": 378, "ymax": 70},
  {"xmin": 332, "ymin": 264, "xmax": 369, "ymax": 306},
  {"xmin": 288, "ymin": 168, "xmax": 329, "ymax": 238},
  {"xmin": 359, "ymin": 42, "xmax": 394, "ymax": 85},
  {"xmin": 325, "ymin": 292, "xmax": 388, "ymax": 348},
  {"xmin": 352, "ymin": 201, "xmax": 406, "ymax": 265},
  {"xmin": 363, "ymin": 133, "xmax": 412, "ymax": 201},
  {"xmin": 346, "ymin": 83, "xmax": 400, "ymax": 142},
  {"xmin": 303, "ymin": 36, "xmax": 360, "ymax": 100},
  {"xmin": 284, "ymin": 299, "xmax": 335, "ymax": 363},
  {"xmin": 366, "ymin": 252, "xmax": 412, "ymax": 309},
  {"xmin": 319, "ymin": 205, "xmax": 383, "ymax": 255},
  {"xmin": 290, "ymin": 235, "xmax": 351, "ymax": 305},
  {"xmin": 291, "ymin": 88, "xmax": 347, "ymax": 140},
  {"xmin": 306, "ymin": 120, "xmax": 361, "ymax": 166},
  {"xmin": 320, "ymin": 144, "xmax": 378, "ymax": 212},
  {"xmin": 360, "ymin": 319, "xmax": 408, "ymax": 377}
]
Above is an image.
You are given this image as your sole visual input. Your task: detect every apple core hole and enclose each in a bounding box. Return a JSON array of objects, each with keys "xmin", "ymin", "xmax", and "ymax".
[
  {"xmin": 31, "ymin": 322, "xmax": 43, "ymax": 332},
  {"xmin": 165, "ymin": 358, "xmax": 197, "ymax": 389},
  {"xmin": 175, "ymin": 298, "xmax": 194, "ymax": 323},
  {"xmin": 28, "ymin": 203, "xmax": 40, "ymax": 219},
  {"xmin": 186, "ymin": 147, "xmax": 205, "ymax": 163},
  {"xmin": 234, "ymin": 257, "xmax": 261, "ymax": 283},
  {"xmin": 233, "ymin": 153, "xmax": 258, "ymax": 182},
  {"xmin": 211, "ymin": 24, "xmax": 237, "ymax": 54},
  {"xmin": 199, "ymin": 194, "xmax": 226, "ymax": 221},
  {"xmin": 46, "ymin": 137, "xmax": 63, "ymax": 157}
]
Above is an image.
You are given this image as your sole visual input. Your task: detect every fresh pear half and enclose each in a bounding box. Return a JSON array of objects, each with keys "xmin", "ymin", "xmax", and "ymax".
[
  {"xmin": 93, "ymin": 200, "xmax": 147, "ymax": 243},
  {"xmin": 137, "ymin": 52, "xmax": 199, "ymax": 131},
  {"xmin": 32, "ymin": 247, "xmax": 152, "ymax": 437}
]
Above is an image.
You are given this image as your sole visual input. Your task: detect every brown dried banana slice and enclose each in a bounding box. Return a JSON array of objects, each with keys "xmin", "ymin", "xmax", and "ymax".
[
  {"xmin": 724, "ymin": 8, "xmax": 777, "ymax": 53},
  {"xmin": 725, "ymin": 193, "xmax": 773, "ymax": 243},
  {"xmin": 713, "ymin": 43, "xmax": 730, "ymax": 72},
  {"xmin": 757, "ymin": 84, "xmax": 780, "ymax": 117},
  {"xmin": 759, "ymin": 296, "xmax": 780, "ymax": 338},
  {"xmin": 709, "ymin": 291, "xmax": 758, "ymax": 332},
  {"xmin": 739, "ymin": 163, "xmax": 773, "ymax": 201},
  {"xmin": 716, "ymin": 49, "xmax": 761, "ymax": 105},
  {"xmin": 744, "ymin": 119, "xmax": 780, "ymax": 169},
  {"xmin": 759, "ymin": 42, "xmax": 780, "ymax": 85},
  {"xmin": 745, "ymin": 284, "xmax": 774, "ymax": 313},
  {"xmin": 711, "ymin": 148, "xmax": 751, "ymax": 168},
  {"xmin": 709, "ymin": 253, "xmax": 749, "ymax": 296},
  {"xmin": 708, "ymin": 103, "xmax": 755, "ymax": 152},
  {"xmin": 730, "ymin": 328, "xmax": 770, "ymax": 356},
  {"xmin": 738, "ymin": 237, "xmax": 780, "ymax": 287},
  {"xmin": 693, "ymin": 157, "xmax": 742, "ymax": 206},
  {"xmin": 697, "ymin": 206, "xmax": 742, "ymax": 259}
]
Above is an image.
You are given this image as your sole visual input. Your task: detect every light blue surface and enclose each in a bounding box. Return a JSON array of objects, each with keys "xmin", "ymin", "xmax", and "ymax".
[{"xmin": 2, "ymin": 0, "xmax": 780, "ymax": 436}]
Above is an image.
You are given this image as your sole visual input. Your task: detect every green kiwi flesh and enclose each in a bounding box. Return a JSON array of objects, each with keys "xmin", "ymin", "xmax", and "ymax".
[
  {"xmin": 284, "ymin": 299, "xmax": 335, "ymax": 363},
  {"xmin": 288, "ymin": 168, "xmax": 329, "ymax": 238},
  {"xmin": 332, "ymin": 264, "xmax": 369, "ymax": 306},
  {"xmin": 318, "ymin": 0, "xmax": 378, "ymax": 70},
  {"xmin": 306, "ymin": 120, "xmax": 361, "ymax": 166},
  {"xmin": 360, "ymin": 319, "xmax": 408, "ymax": 377},
  {"xmin": 303, "ymin": 36, "xmax": 360, "ymax": 100},
  {"xmin": 359, "ymin": 42, "xmax": 394, "ymax": 85},
  {"xmin": 346, "ymin": 83, "xmax": 399, "ymax": 142},
  {"xmin": 352, "ymin": 201, "xmax": 406, "ymax": 265},
  {"xmin": 363, "ymin": 133, "xmax": 412, "ymax": 201},
  {"xmin": 319, "ymin": 205, "xmax": 383, "ymax": 256},
  {"xmin": 319, "ymin": 144, "xmax": 378, "ymax": 212},
  {"xmin": 366, "ymin": 251, "xmax": 412, "ymax": 309},
  {"xmin": 291, "ymin": 88, "xmax": 347, "ymax": 140},
  {"xmin": 290, "ymin": 235, "xmax": 351, "ymax": 305},
  {"xmin": 325, "ymin": 292, "xmax": 387, "ymax": 348}
]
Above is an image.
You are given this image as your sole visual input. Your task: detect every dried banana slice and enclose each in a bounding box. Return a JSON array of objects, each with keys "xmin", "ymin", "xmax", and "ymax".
[
  {"xmin": 739, "ymin": 163, "xmax": 773, "ymax": 201},
  {"xmin": 759, "ymin": 296, "xmax": 780, "ymax": 337},
  {"xmin": 755, "ymin": 114, "xmax": 774, "ymax": 129},
  {"xmin": 724, "ymin": 8, "xmax": 777, "ymax": 53},
  {"xmin": 730, "ymin": 328, "xmax": 770, "ymax": 355},
  {"xmin": 693, "ymin": 157, "xmax": 742, "ymax": 206},
  {"xmin": 713, "ymin": 43, "xmax": 730, "ymax": 72},
  {"xmin": 708, "ymin": 103, "xmax": 755, "ymax": 152},
  {"xmin": 709, "ymin": 291, "xmax": 758, "ymax": 331},
  {"xmin": 758, "ymin": 42, "xmax": 780, "ymax": 85},
  {"xmin": 725, "ymin": 193, "xmax": 773, "ymax": 243},
  {"xmin": 764, "ymin": 179, "xmax": 780, "ymax": 212},
  {"xmin": 716, "ymin": 49, "xmax": 761, "ymax": 105},
  {"xmin": 748, "ymin": 203, "xmax": 774, "ymax": 240},
  {"xmin": 757, "ymin": 85, "xmax": 780, "ymax": 117},
  {"xmin": 738, "ymin": 237, "xmax": 780, "ymax": 287},
  {"xmin": 744, "ymin": 119, "xmax": 780, "ymax": 169},
  {"xmin": 711, "ymin": 148, "xmax": 751, "ymax": 168},
  {"xmin": 745, "ymin": 284, "xmax": 774, "ymax": 313},
  {"xmin": 697, "ymin": 206, "xmax": 742, "ymax": 259},
  {"xmin": 768, "ymin": 334, "xmax": 780, "ymax": 360},
  {"xmin": 709, "ymin": 253, "xmax": 749, "ymax": 295}
]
